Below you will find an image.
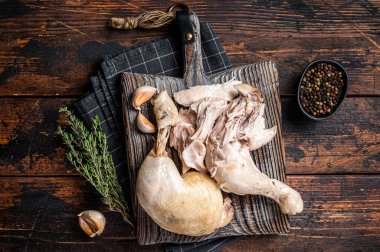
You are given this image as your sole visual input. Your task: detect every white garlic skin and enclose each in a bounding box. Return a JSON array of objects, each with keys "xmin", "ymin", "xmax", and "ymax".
[
  {"xmin": 132, "ymin": 86, "xmax": 157, "ymax": 110},
  {"xmin": 78, "ymin": 210, "xmax": 106, "ymax": 238},
  {"xmin": 136, "ymin": 112, "xmax": 156, "ymax": 134}
]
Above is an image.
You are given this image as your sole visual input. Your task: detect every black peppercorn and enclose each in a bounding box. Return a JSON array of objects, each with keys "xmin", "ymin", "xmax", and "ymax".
[{"xmin": 300, "ymin": 62, "xmax": 345, "ymax": 117}]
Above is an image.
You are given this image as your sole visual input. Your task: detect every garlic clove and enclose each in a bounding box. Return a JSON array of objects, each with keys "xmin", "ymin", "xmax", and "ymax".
[
  {"xmin": 78, "ymin": 210, "xmax": 106, "ymax": 238},
  {"xmin": 137, "ymin": 112, "xmax": 156, "ymax": 134},
  {"xmin": 132, "ymin": 86, "xmax": 157, "ymax": 110}
]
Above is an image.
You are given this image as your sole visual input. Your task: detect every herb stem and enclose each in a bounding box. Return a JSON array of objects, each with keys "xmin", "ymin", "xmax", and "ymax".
[{"xmin": 58, "ymin": 107, "xmax": 133, "ymax": 226}]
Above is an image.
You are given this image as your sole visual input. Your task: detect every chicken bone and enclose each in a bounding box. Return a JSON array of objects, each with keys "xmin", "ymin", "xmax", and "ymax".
[{"xmin": 137, "ymin": 93, "xmax": 234, "ymax": 236}]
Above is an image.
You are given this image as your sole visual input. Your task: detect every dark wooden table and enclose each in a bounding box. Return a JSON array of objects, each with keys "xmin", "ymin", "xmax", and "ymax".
[{"xmin": 0, "ymin": 1, "xmax": 379, "ymax": 251}]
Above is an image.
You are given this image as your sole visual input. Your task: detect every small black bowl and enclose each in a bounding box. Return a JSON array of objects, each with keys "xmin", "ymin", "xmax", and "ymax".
[{"xmin": 297, "ymin": 59, "xmax": 349, "ymax": 121}]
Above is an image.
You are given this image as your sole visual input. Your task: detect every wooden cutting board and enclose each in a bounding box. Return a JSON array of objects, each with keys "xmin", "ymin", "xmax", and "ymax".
[{"xmin": 121, "ymin": 12, "xmax": 289, "ymax": 245}]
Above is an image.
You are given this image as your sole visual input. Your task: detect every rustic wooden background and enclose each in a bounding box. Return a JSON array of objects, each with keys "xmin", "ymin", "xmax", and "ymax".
[{"xmin": 0, "ymin": 0, "xmax": 379, "ymax": 251}]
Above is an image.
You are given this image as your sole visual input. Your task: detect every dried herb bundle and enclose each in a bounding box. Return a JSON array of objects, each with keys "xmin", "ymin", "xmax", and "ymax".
[{"xmin": 57, "ymin": 107, "xmax": 133, "ymax": 226}]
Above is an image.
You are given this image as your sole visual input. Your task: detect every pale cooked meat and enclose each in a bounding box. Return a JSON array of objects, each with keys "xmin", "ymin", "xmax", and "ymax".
[
  {"xmin": 205, "ymin": 84, "xmax": 303, "ymax": 215},
  {"xmin": 206, "ymin": 140, "xmax": 303, "ymax": 215},
  {"xmin": 137, "ymin": 92, "xmax": 234, "ymax": 236},
  {"xmin": 182, "ymin": 139, "xmax": 207, "ymax": 174},
  {"xmin": 238, "ymin": 104, "xmax": 277, "ymax": 151},
  {"xmin": 171, "ymin": 97, "xmax": 228, "ymax": 174},
  {"xmin": 169, "ymin": 109, "xmax": 197, "ymax": 174},
  {"xmin": 189, "ymin": 97, "xmax": 228, "ymax": 143},
  {"xmin": 174, "ymin": 79, "xmax": 241, "ymax": 107},
  {"xmin": 177, "ymin": 107, "xmax": 197, "ymax": 125},
  {"xmin": 208, "ymin": 94, "xmax": 260, "ymax": 147}
]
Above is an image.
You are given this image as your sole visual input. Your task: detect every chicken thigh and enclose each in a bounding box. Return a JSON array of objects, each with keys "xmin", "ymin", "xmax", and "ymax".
[{"xmin": 137, "ymin": 91, "xmax": 234, "ymax": 236}]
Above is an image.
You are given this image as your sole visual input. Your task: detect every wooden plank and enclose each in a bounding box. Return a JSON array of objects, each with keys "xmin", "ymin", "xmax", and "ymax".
[
  {"xmin": 0, "ymin": 239, "xmax": 162, "ymax": 252},
  {"xmin": 121, "ymin": 59, "xmax": 290, "ymax": 244},
  {"xmin": 282, "ymin": 96, "xmax": 380, "ymax": 174},
  {"xmin": 0, "ymin": 1, "xmax": 378, "ymax": 251},
  {"xmin": 0, "ymin": 97, "xmax": 378, "ymax": 176},
  {"xmin": 224, "ymin": 35, "xmax": 379, "ymax": 96},
  {"xmin": 0, "ymin": 177, "xmax": 136, "ymax": 241},
  {"xmin": 0, "ymin": 0, "xmax": 378, "ymax": 96},
  {"xmin": 220, "ymin": 234, "xmax": 379, "ymax": 252},
  {"xmin": 220, "ymin": 175, "xmax": 380, "ymax": 252},
  {"xmin": 0, "ymin": 175, "xmax": 378, "ymax": 251},
  {"xmin": 0, "ymin": 98, "xmax": 76, "ymax": 175},
  {"xmin": 1, "ymin": 1, "xmax": 378, "ymax": 36}
]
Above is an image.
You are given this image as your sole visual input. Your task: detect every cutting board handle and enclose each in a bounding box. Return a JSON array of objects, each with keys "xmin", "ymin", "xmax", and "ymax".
[{"xmin": 177, "ymin": 11, "xmax": 211, "ymax": 87}]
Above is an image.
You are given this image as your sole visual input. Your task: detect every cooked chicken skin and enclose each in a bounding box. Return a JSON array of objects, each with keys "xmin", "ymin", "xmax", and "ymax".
[
  {"xmin": 174, "ymin": 79, "xmax": 241, "ymax": 106},
  {"xmin": 205, "ymin": 84, "xmax": 303, "ymax": 215},
  {"xmin": 172, "ymin": 82, "xmax": 304, "ymax": 215},
  {"xmin": 137, "ymin": 80, "xmax": 303, "ymax": 239},
  {"xmin": 137, "ymin": 91, "xmax": 234, "ymax": 236},
  {"xmin": 174, "ymin": 81, "xmax": 241, "ymax": 173},
  {"xmin": 137, "ymin": 155, "xmax": 233, "ymax": 236},
  {"xmin": 182, "ymin": 139, "xmax": 207, "ymax": 174}
]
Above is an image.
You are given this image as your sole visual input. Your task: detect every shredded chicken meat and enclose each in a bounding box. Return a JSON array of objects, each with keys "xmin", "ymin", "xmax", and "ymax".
[
  {"xmin": 169, "ymin": 109, "xmax": 197, "ymax": 174},
  {"xmin": 137, "ymin": 91, "xmax": 234, "ymax": 236},
  {"xmin": 171, "ymin": 81, "xmax": 304, "ymax": 215}
]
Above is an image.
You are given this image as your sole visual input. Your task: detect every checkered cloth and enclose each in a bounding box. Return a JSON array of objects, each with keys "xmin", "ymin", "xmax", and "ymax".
[{"xmin": 73, "ymin": 22, "xmax": 239, "ymax": 251}]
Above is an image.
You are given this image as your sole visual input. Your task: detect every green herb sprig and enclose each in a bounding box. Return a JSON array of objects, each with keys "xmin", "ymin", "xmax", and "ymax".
[{"xmin": 57, "ymin": 107, "xmax": 133, "ymax": 226}]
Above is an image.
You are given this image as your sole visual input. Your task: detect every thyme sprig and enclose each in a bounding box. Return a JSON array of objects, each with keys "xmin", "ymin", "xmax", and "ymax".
[{"xmin": 57, "ymin": 107, "xmax": 133, "ymax": 226}]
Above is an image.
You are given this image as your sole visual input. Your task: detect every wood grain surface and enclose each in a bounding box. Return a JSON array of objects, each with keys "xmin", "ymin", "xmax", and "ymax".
[
  {"xmin": 0, "ymin": 0, "xmax": 379, "ymax": 96},
  {"xmin": 0, "ymin": 0, "xmax": 379, "ymax": 251},
  {"xmin": 0, "ymin": 175, "xmax": 378, "ymax": 251},
  {"xmin": 1, "ymin": 97, "xmax": 378, "ymax": 176},
  {"xmin": 121, "ymin": 59, "xmax": 290, "ymax": 244}
]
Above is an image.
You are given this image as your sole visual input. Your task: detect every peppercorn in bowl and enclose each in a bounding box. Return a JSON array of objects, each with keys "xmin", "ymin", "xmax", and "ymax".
[{"xmin": 297, "ymin": 60, "xmax": 349, "ymax": 120}]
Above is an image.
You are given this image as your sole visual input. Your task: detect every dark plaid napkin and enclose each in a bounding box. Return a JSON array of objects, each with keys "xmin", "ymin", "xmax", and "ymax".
[{"xmin": 73, "ymin": 22, "xmax": 239, "ymax": 251}]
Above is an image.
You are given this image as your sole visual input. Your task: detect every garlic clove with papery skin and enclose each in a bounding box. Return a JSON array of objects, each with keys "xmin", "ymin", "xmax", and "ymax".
[
  {"xmin": 137, "ymin": 112, "xmax": 156, "ymax": 133},
  {"xmin": 78, "ymin": 210, "xmax": 106, "ymax": 238},
  {"xmin": 132, "ymin": 86, "xmax": 157, "ymax": 110}
]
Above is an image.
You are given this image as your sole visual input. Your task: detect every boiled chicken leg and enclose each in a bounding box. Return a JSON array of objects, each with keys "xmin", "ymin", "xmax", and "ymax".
[
  {"xmin": 205, "ymin": 84, "xmax": 303, "ymax": 215},
  {"xmin": 174, "ymin": 81, "xmax": 303, "ymax": 215},
  {"xmin": 136, "ymin": 91, "xmax": 234, "ymax": 236}
]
